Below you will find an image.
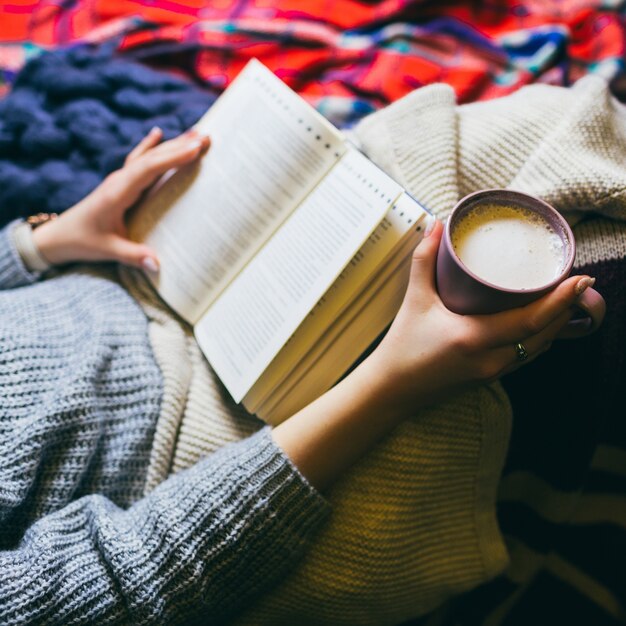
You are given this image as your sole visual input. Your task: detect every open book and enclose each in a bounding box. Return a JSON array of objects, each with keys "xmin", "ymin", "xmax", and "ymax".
[{"xmin": 128, "ymin": 59, "xmax": 431, "ymax": 425}]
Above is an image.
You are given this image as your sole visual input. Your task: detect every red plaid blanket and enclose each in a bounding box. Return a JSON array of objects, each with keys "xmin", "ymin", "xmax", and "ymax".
[{"xmin": 1, "ymin": 1, "xmax": 624, "ymax": 126}]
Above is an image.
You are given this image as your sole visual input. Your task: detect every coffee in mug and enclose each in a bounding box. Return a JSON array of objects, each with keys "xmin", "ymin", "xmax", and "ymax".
[
  {"xmin": 450, "ymin": 203, "xmax": 566, "ymax": 290},
  {"xmin": 435, "ymin": 189, "xmax": 605, "ymax": 335}
]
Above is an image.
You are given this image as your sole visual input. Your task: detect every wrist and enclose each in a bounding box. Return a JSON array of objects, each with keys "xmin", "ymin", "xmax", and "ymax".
[
  {"xmin": 359, "ymin": 344, "xmax": 433, "ymax": 419},
  {"xmin": 13, "ymin": 214, "xmax": 62, "ymax": 272},
  {"xmin": 346, "ymin": 352, "xmax": 417, "ymax": 425},
  {"xmin": 31, "ymin": 216, "xmax": 71, "ymax": 266}
]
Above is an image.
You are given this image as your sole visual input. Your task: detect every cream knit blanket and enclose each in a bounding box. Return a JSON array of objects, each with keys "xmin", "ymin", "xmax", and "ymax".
[{"xmin": 120, "ymin": 75, "xmax": 626, "ymax": 626}]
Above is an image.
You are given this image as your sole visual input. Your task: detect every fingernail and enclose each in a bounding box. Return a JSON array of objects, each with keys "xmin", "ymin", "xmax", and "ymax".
[
  {"xmin": 423, "ymin": 218, "xmax": 436, "ymax": 238},
  {"xmin": 149, "ymin": 126, "xmax": 161, "ymax": 135},
  {"xmin": 575, "ymin": 276, "xmax": 595, "ymax": 296},
  {"xmin": 142, "ymin": 256, "xmax": 159, "ymax": 272},
  {"xmin": 189, "ymin": 140, "xmax": 202, "ymax": 150}
]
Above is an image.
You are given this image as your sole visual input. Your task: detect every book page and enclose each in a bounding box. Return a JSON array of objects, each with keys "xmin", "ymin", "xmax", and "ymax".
[
  {"xmin": 128, "ymin": 59, "xmax": 346, "ymax": 324},
  {"xmin": 260, "ymin": 256, "xmax": 413, "ymax": 425},
  {"xmin": 256, "ymin": 226, "xmax": 426, "ymax": 425},
  {"xmin": 194, "ymin": 148, "xmax": 403, "ymax": 403},
  {"xmin": 242, "ymin": 192, "xmax": 429, "ymax": 413}
]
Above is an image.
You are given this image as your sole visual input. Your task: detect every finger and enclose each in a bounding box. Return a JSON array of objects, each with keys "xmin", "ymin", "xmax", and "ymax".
[
  {"xmin": 120, "ymin": 137, "xmax": 209, "ymax": 194},
  {"xmin": 476, "ymin": 274, "xmax": 593, "ymax": 347},
  {"xmin": 147, "ymin": 129, "xmax": 206, "ymax": 157},
  {"xmin": 556, "ymin": 282, "xmax": 604, "ymax": 338},
  {"xmin": 107, "ymin": 236, "xmax": 160, "ymax": 271},
  {"xmin": 113, "ymin": 137, "xmax": 208, "ymax": 203},
  {"xmin": 146, "ymin": 133, "xmax": 210, "ymax": 167},
  {"xmin": 140, "ymin": 137, "xmax": 210, "ymax": 182},
  {"xmin": 492, "ymin": 306, "xmax": 572, "ymax": 377},
  {"xmin": 125, "ymin": 127, "xmax": 163, "ymax": 164},
  {"xmin": 407, "ymin": 218, "xmax": 442, "ymax": 296}
]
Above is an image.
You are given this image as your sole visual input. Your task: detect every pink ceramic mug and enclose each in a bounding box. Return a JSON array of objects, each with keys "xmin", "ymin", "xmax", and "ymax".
[{"xmin": 435, "ymin": 189, "xmax": 606, "ymax": 335}]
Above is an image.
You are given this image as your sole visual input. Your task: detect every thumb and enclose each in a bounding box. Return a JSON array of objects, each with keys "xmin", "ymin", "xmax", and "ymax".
[
  {"xmin": 407, "ymin": 218, "xmax": 442, "ymax": 293},
  {"xmin": 108, "ymin": 236, "xmax": 160, "ymax": 272}
]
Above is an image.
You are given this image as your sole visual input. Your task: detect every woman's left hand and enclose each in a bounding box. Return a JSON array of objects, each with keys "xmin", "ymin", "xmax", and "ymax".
[
  {"xmin": 32, "ymin": 127, "xmax": 211, "ymax": 270},
  {"xmin": 366, "ymin": 219, "xmax": 591, "ymax": 417}
]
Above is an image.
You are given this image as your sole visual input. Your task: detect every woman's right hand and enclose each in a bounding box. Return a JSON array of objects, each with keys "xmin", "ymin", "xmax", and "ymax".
[
  {"xmin": 32, "ymin": 128, "xmax": 211, "ymax": 271},
  {"xmin": 273, "ymin": 219, "xmax": 594, "ymax": 492},
  {"xmin": 366, "ymin": 219, "xmax": 594, "ymax": 418}
]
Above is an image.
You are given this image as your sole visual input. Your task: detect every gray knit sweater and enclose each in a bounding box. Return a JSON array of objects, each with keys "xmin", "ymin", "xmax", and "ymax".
[{"xmin": 0, "ymin": 221, "xmax": 330, "ymax": 625}]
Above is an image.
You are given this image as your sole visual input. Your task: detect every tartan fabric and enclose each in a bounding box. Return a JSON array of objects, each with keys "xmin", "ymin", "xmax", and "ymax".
[{"xmin": 1, "ymin": 1, "xmax": 625, "ymax": 127}]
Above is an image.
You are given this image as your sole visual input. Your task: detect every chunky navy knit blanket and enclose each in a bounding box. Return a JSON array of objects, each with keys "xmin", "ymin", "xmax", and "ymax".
[{"xmin": 0, "ymin": 44, "xmax": 215, "ymax": 224}]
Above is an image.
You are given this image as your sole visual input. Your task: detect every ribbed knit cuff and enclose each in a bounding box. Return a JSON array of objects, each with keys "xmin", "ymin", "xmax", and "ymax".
[
  {"xmin": 118, "ymin": 426, "xmax": 331, "ymax": 623},
  {"xmin": 0, "ymin": 428, "xmax": 330, "ymax": 625},
  {"xmin": 112, "ymin": 427, "xmax": 330, "ymax": 623},
  {"xmin": 0, "ymin": 220, "xmax": 42, "ymax": 288}
]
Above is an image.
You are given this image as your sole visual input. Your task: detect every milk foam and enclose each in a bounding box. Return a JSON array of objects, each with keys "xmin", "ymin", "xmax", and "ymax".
[{"xmin": 451, "ymin": 204, "xmax": 565, "ymax": 290}]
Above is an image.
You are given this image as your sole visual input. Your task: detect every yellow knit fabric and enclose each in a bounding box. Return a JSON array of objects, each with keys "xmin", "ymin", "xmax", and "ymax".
[
  {"xmin": 234, "ymin": 386, "xmax": 511, "ymax": 626},
  {"xmin": 121, "ymin": 265, "xmax": 512, "ymax": 625}
]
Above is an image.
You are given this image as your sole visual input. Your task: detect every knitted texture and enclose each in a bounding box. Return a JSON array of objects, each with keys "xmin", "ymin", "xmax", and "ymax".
[
  {"xmin": 0, "ymin": 44, "xmax": 215, "ymax": 222},
  {"xmin": 0, "ymin": 222, "xmax": 162, "ymax": 534},
  {"xmin": 447, "ymin": 219, "xmax": 626, "ymax": 625},
  {"xmin": 120, "ymin": 74, "xmax": 626, "ymax": 625},
  {"xmin": 354, "ymin": 74, "xmax": 626, "ymax": 625},
  {"xmin": 118, "ymin": 264, "xmax": 511, "ymax": 626},
  {"xmin": 0, "ymin": 221, "xmax": 330, "ymax": 624},
  {"xmin": 353, "ymin": 75, "xmax": 626, "ymax": 224},
  {"xmin": 117, "ymin": 266, "xmax": 262, "ymax": 493},
  {"xmin": 236, "ymin": 387, "xmax": 512, "ymax": 626},
  {"xmin": 2, "ymin": 63, "xmax": 624, "ymax": 625},
  {"xmin": 123, "ymin": 263, "xmax": 513, "ymax": 626}
]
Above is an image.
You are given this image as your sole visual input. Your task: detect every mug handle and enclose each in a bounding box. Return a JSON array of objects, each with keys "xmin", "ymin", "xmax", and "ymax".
[{"xmin": 557, "ymin": 287, "xmax": 606, "ymax": 339}]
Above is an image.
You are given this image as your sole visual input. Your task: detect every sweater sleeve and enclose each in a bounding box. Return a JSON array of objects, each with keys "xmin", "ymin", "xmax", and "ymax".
[
  {"xmin": 0, "ymin": 427, "xmax": 330, "ymax": 625},
  {"xmin": 0, "ymin": 220, "xmax": 42, "ymax": 289}
]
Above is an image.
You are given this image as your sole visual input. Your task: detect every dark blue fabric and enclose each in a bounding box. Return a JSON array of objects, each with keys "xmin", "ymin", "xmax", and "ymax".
[{"xmin": 0, "ymin": 43, "xmax": 216, "ymax": 224}]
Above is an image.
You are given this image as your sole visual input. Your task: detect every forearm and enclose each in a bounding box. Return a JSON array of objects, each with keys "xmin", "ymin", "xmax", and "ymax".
[
  {"xmin": 274, "ymin": 215, "xmax": 594, "ymax": 494},
  {"xmin": 272, "ymin": 353, "xmax": 412, "ymax": 492},
  {"xmin": 31, "ymin": 213, "xmax": 75, "ymax": 266}
]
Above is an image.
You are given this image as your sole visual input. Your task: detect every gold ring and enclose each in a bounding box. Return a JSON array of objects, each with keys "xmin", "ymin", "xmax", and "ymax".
[{"xmin": 515, "ymin": 342, "xmax": 529, "ymax": 361}]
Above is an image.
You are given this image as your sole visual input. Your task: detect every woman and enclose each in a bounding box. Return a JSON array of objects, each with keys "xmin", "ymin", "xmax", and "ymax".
[{"xmin": 0, "ymin": 128, "xmax": 590, "ymax": 624}]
